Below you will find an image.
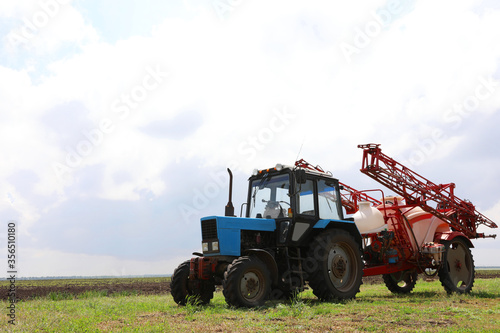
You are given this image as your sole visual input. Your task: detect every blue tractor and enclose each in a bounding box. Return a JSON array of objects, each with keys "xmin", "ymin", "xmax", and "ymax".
[{"xmin": 171, "ymin": 161, "xmax": 364, "ymax": 307}]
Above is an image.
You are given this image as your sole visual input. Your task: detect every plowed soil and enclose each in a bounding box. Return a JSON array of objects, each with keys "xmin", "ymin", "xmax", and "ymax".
[{"xmin": 1, "ymin": 280, "xmax": 171, "ymax": 301}]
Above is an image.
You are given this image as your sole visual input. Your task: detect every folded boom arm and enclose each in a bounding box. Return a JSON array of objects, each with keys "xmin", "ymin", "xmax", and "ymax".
[{"xmin": 358, "ymin": 144, "xmax": 497, "ymax": 239}]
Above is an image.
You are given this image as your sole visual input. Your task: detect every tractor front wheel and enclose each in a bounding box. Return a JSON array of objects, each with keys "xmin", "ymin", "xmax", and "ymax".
[
  {"xmin": 223, "ymin": 256, "xmax": 271, "ymax": 307},
  {"xmin": 438, "ymin": 238, "xmax": 475, "ymax": 294},
  {"xmin": 170, "ymin": 260, "xmax": 215, "ymax": 305}
]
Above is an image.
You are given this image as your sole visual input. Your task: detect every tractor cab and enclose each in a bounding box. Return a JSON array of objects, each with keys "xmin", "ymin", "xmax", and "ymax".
[{"xmin": 246, "ymin": 164, "xmax": 345, "ymax": 246}]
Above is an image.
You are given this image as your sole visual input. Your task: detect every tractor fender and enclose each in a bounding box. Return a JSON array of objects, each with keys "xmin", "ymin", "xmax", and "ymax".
[
  {"xmin": 244, "ymin": 249, "xmax": 279, "ymax": 285},
  {"xmin": 434, "ymin": 231, "xmax": 474, "ymax": 248},
  {"xmin": 315, "ymin": 219, "xmax": 363, "ymax": 247}
]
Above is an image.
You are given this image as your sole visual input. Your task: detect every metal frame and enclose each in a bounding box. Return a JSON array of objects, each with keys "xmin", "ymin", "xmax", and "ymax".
[{"xmin": 358, "ymin": 143, "xmax": 497, "ymax": 239}]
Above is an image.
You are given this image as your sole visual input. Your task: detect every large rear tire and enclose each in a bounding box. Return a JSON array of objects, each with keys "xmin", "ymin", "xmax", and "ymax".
[
  {"xmin": 305, "ymin": 229, "xmax": 363, "ymax": 301},
  {"xmin": 171, "ymin": 260, "xmax": 215, "ymax": 305},
  {"xmin": 383, "ymin": 269, "xmax": 418, "ymax": 294},
  {"xmin": 438, "ymin": 238, "xmax": 475, "ymax": 294},
  {"xmin": 223, "ymin": 256, "xmax": 271, "ymax": 308}
]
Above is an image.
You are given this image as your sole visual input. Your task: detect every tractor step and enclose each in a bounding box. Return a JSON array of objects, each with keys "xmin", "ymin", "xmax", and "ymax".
[{"xmin": 285, "ymin": 247, "xmax": 305, "ymax": 290}]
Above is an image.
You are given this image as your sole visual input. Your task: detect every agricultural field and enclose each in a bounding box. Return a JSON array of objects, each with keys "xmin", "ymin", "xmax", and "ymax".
[
  {"xmin": 0, "ymin": 277, "xmax": 171, "ymax": 301},
  {"xmin": 1, "ymin": 271, "xmax": 499, "ymax": 332}
]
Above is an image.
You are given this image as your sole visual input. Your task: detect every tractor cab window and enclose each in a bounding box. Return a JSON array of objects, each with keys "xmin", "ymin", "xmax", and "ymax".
[
  {"xmin": 297, "ymin": 179, "xmax": 315, "ymax": 216},
  {"xmin": 318, "ymin": 180, "xmax": 341, "ymax": 220},
  {"xmin": 249, "ymin": 174, "xmax": 290, "ymax": 219}
]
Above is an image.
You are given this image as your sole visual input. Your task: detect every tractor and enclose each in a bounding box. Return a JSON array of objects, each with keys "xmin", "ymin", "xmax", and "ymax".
[{"xmin": 171, "ymin": 144, "xmax": 497, "ymax": 307}]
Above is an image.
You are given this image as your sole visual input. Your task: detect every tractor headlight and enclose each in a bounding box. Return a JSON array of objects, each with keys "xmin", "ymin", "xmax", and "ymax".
[
  {"xmin": 202, "ymin": 242, "xmax": 209, "ymax": 252},
  {"xmin": 212, "ymin": 241, "xmax": 219, "ymax": 251}
]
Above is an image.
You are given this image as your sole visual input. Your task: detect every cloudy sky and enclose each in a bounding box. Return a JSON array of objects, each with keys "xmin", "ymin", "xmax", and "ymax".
[{"xmin": 1, "ymin": 0, "xmax": 499, "ymax": 277}]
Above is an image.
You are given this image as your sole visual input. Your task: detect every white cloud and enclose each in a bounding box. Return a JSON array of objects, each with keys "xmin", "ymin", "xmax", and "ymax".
[
  {"xmin": 17, "ymin": 248, "xmax": 185, "ymax": 277},
  {"xmin": 0, "ymin": 1, "xmax": 40, "ymax": 17},
  {"xmin": 1, "ymin": 0, "xmax": 500, "ymax": 276},
  {"xmin": 4, "ymin": 1, "xmax": 98, "ymax": 56},
  {"xmin": 481, "ymin": 199, "xmax": 500, "ymax": 232}
]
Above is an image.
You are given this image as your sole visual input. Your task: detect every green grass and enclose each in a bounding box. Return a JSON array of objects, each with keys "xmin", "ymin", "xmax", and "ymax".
[{"xmin": 1, "ymin": 277, "xmax": 499, "ymax": 332}]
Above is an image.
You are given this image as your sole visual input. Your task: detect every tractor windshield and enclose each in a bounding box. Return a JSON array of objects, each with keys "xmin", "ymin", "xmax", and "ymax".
[{"xmin": 249, "ymin": 174, "xmax": 290, "ymax": 219}]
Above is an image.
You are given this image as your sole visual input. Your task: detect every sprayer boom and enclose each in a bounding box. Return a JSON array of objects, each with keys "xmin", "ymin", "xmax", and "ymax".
[{"xmin": 358, "ymin": 144, "xmax": 497, "ymax": 239}]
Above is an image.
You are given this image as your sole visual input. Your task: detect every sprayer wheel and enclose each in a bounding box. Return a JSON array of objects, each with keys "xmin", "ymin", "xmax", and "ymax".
[
  {"xmin": 383, "ymin": 269, "xmax": 418, "ymax": 294},
  {"xmin": 438, "ymin": 238, "xmax": 475, "ymax": 294}
]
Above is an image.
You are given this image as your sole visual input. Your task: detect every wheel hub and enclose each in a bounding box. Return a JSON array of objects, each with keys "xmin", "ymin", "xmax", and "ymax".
[
  {"xmin": 240, "ymin": 272, "xmax": 260, "ymax": 299},
  {"xmin": 246, "ymin": 278, "xmax": 258, "ymax": 294},
  {"xmin": 454, "ymin": 259, "xmax": 462, "ymax": 271},
  {"xmin": 327, "ymin": 244, "xmax": 353, "ymax": 289},
  {"xmin": 332, "ymin": 256, "xmax": 347, "ymax": 278}
]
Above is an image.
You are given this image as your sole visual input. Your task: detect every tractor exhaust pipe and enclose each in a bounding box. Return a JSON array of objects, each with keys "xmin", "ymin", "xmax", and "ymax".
[{"xmin": 225, "ymin": 168, "xmax": 235, "ymax": 217}]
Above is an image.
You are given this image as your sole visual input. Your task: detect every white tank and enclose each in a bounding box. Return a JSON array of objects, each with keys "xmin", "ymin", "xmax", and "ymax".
[{"xmin": 353, "ymin": 201, "xmax": 386, "ymax": 234}]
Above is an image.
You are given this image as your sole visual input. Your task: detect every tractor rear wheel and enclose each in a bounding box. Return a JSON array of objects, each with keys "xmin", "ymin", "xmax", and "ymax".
[
  {"xmin": 438, "ymin": 238, "xmax": 475, "ymax": 294},
  {"xmin": 223, "ymin": 256, "xmax": 271, "ymax": 307},
  {"xmin": 383, "ymin": 269, "xmax": 418, "ymax": 294},
  {"xmin": 305, "ymin": 229, "xmax": 363, "ymax": 301},
  {"xmin": 171, "ymin": 260, "xmax": 215, "ymax": 305}
]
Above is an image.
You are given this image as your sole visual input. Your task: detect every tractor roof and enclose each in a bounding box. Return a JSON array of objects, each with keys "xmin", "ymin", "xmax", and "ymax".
[{"xmin": 252, "ymin": 163, "xmax": 337, "ymax": 180}]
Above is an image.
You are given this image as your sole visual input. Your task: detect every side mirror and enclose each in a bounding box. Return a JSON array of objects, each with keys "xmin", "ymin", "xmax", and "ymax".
[{"xmin": 295, "ymin": 169, "xmax": 307, "ymax": 184}]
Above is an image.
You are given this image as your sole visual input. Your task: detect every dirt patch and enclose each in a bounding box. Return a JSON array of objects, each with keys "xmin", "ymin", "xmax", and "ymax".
[
  {"xmin": 1, "ymin": 281, "xmax": 171, "ymax": 301},
  {"xmin": 474, "ymin": 271, "xmax": 500, "ymax": 279}
]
